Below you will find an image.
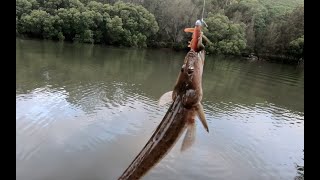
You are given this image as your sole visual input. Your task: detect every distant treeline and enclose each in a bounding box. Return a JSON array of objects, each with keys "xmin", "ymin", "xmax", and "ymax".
[{"xmin": 16, "ymin": 0, "xmax": 304, "ymax": 63}]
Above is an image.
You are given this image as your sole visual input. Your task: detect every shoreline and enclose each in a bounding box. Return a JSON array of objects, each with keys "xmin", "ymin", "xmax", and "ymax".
[{"xmin": 16, "ymin": 37, "xmax": 303, "ymax": 66}]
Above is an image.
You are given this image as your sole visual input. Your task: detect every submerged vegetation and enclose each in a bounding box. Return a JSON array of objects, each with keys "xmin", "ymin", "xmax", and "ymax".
[{"xmin": 16, "ymin": 0, "xmax": 304, "ymax": 63}]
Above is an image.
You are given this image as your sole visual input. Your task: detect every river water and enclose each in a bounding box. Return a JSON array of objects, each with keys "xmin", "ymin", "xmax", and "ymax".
[{"xmin": 16, "ymin": 39, "xmax": 304, "ymax": 180}]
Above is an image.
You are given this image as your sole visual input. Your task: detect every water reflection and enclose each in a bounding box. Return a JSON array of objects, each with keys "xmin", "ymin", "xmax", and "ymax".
[
  {"xmin": 16, "ymin": 39, "xmax": 304, "ymax": 180},
  {"xmin": 294, "ymin": 150, "xmax": 304, "ymax": 180}
]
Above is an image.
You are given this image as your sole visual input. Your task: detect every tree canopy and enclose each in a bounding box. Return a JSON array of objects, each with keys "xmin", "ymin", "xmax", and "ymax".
[{"xmin": 17, "ymin": 0, "xmax": 159, "ymax": 47}]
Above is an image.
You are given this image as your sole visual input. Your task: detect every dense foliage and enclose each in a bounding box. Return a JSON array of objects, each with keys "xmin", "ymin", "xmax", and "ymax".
[
  {"xmin": 16, "ymin": 0, "xmax": 159, "ymax": 47},
  {"xmin": 16, "ymin": 0, "xmax": 304, "ymax": 62},
  {"xmin": 203, "ymin": 13, "xmax": 247, "ymax": 55}
]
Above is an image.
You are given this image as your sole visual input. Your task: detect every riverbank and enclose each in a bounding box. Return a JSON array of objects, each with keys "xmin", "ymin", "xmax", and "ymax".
[
  {"xmin": 16, "ymin": 0, "xmax": 303, "ymax": 65},
  {"xmin": 16, "ymin": 36, "xmax": 303, "ymax": 66}
]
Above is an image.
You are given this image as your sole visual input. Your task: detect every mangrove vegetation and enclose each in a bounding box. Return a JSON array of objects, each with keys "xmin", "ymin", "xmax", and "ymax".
[{"xmin": 16, "ymin": 0, "xmax": 304, "ymax": 63}]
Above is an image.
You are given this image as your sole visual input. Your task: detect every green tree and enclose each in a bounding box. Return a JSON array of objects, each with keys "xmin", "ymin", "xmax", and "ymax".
[
  {"xmin": 16, "ymin": 0, "xmax": 32, "ymax": 18},
  {"xmin": 260, "ymin": 5, "xmax": 304, "ymax": 60},
  {"xmin": 225, "ymin": 0, "xmax": 268, "ymax": 53},
  {"xmin": 203, "ymin": 13, "xmax": 246, "ymax": 55},
  {"xmin": 19, "ymin": 10, "xmax": 51, "ymax": 38},
  {"xmin": 56, "ymin": 8, "xmax": 81, "ymax": 40},
  {"xmin": 104, "ymin": 2, "xmax": 158, "ymax": 47},
  {"xmin": 288, "ymin": 35, "xmax": 303, "ymax": 59}
]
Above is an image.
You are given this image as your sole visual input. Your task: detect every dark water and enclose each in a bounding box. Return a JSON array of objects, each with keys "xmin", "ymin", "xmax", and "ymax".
[{"xmin": 16, "ymin": 39, "xmax": 304, "ymax": 180}]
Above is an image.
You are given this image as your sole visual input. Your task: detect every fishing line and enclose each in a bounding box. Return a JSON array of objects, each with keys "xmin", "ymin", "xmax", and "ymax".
[
  {"xmin": 201, "ymin": 0, "xmax": 208, "ymax": 27},
  {"xmin": 201, "ymin": 0, "xmax": 206, "ymax": 21}
]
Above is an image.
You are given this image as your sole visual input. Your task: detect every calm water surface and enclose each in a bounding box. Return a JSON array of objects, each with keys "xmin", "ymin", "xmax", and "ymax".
[{"xmin": 16, "ymin": 39, "xmax": 304, "ymax": 180}]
